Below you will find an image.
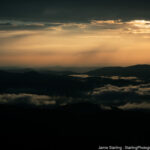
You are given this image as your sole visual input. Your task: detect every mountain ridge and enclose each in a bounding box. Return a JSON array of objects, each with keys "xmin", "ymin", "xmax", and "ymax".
[{"xmin": 87, "ymin": 64, "xmax": 150, "ymax": 79}]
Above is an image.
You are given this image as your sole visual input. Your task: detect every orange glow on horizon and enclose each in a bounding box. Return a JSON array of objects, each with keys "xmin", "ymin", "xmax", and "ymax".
[{"xmin": 0, "ymin": 20, "xmax": 150, "ymax": 67}]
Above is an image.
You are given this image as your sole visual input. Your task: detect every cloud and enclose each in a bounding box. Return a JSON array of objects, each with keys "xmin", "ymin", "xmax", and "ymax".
[
  {"xmin": 119, "ymin": 102, "xmax": 150, "ymax": 110},
  {"xmin": 1, "ymin": 0, "xmax": 150, "ymax": 23},
  {"xmin": 100, "ymin": 76, "xmax": 140, "ymax": 81},
  {"xmin": 87, "ymin": 83, "xmax": 150, "ymax": 106},
  {"xmin": 0, "ymin": 21, "xmax": 62, "ymax": 31},
  {"xmin": 91, "ymin": 83, "xmax": 150, "ymax": 96},
  {"xmin": 1, "ymin": 18, "xmax": 150, "ymax": 67},
  {"xmin": 0, "ymin": 93, "xmax": 84, "ymax": 107},
  {"xmin": 0, "ymin": 19, "xmax": 149, "ymax": 36},
  {"xmin": 0, "ymin": 94, "xmax": 56, "ymax": 106}
]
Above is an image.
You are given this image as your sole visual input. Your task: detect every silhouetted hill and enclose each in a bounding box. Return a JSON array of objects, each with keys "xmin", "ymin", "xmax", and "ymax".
[
  {"xmin": 0, "ymin": 66, "xmax": 99, "ymax": 73},
  {"xmin": 87, "ymin": 64, "xmax": 150, "ymax": 79},
  {"xmin": 0, "ymin": 67, "xmax": 35, "ymax": 73},
  {"xmin": 36, "ymin": 66, "xmax": 99, "ymax": 73},
  {"xmin": 0, "ymin": 70, "xmax": 94, "ymax": 96},
  {"xmin": 39, "ymin": 70, "xmax": 76, "ymax": 76},
  {"xmin": 0, "ymin": 68, "xmax": 76, "ymax": 76},
  {"xmin": 60, "ymin": 102, "xmax": 102, "ymax": 114},
  {"xmin": 127, "ymin": 64, "xmax": 150, "ymax": 69},
  {"xmin": 0, "ymin": 66, "xmax": 145, "ymax": 97}
]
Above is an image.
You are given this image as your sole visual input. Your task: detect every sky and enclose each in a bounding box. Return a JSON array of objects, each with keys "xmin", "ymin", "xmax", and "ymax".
[{"xmin": 1, "ymin": 0, "xmax": 150, "ymax": 67}]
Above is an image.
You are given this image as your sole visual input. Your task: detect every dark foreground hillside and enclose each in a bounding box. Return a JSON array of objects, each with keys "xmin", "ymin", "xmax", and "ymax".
[
  {"xmin": 0, "ymin": 66, "xmax": 150, "ymax": 149},
  {"xmin": 0, "ymin": 103, "xmax": 150, "ymax": 150}
]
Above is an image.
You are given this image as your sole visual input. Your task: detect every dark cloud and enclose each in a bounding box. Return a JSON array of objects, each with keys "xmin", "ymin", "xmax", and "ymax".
[
  {"xmin": 0, "ymin": 22, "xmax": 61, "ymax": 30},
  {"xmin": 0, "ymin": 0, "xmax": 150, "ymax": 23}
]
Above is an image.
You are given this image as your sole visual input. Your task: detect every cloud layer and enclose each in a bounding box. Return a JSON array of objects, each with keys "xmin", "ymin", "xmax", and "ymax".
[
  {"xmin": 91, "ymin": 83, "xmax": 150, "ymax": 96},
  {"xmin": 0, "ymin": 94, "xmax": 56, "ymax": 106},
  {"xmin": 87, "ymin": 83, "xmax": 150, "ymax": 107},
  {"xmin": 119, "ymin": 102, "xmax": 150, "ymax": 110},
  {"xmin": 1, "ymin": 0, "xmax": 150, "ymax": 22}
]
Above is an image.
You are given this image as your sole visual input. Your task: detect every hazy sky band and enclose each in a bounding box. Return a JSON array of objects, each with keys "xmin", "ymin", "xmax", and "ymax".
[{"xmin": 1, "ymin": 0, "xmax": 150, "ymax": 67}]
